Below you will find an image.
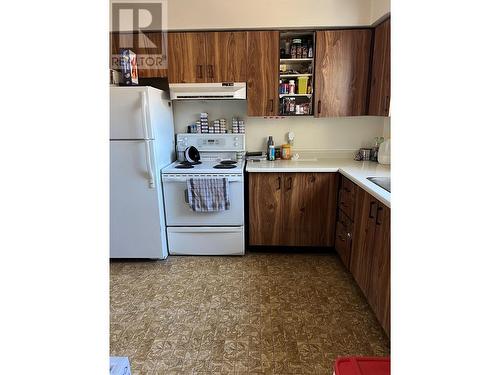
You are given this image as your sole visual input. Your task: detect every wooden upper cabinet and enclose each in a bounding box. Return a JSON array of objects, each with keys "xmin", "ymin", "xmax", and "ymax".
[
  {"xmin": 369, "ymin": 18, "xmax": 391, "ymax": 116},
  {"xmin": 205, "ymin": 32, "xmax": 247, "ymax": 82},
  {"xmin": 110, "ymin": 32, "xmax": 168, "ymax": 78},
  {"xmin": 167, "ymin": 32, "xmax": 207, "ymax": 83},
  {"xmin": 248, "ymin": 173, "xmax": 283, "ymax": 246},
  {"xmin": 246, "ymin": 31, "xmax": 279, "ymax": 116},
  {"xmin": 314, "ymin": 30, "xmax": 372, "ymax": 117}
]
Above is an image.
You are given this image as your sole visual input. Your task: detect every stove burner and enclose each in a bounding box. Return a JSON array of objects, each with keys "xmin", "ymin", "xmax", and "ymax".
[
  {"xmin": 220, "ymin": 160, "xmax": 237, "ymax": 165},
  {"xmin": 175, "ymin": 164, "xmax": 194, "ymax": 169},
  {"xmin": 214, "ymin": 164, "xmax": 237, "ymax": 169},
  {"xmin": 180, "ymin": 160, "xmax": 201, "ymax": 165}
]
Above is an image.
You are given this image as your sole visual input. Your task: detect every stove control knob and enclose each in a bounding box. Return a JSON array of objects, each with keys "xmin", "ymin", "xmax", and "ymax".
[
  {"xmin": 234, "ymin": 142, "xmax": 239, "ymax": 146},
  {"xmin": 234, "ymin": 137, "xmax": 238, "ymax": 141}
]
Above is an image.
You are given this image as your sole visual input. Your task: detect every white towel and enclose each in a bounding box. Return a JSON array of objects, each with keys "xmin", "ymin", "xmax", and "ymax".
[{"xmin": 186, "ymin": 178, "xmax": 230, "ymax": 212}]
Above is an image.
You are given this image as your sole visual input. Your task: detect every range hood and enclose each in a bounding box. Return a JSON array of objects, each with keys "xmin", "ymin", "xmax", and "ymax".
[{"xmin": 169, "ymin": 82, "xmax": 246, "ymax": 100}]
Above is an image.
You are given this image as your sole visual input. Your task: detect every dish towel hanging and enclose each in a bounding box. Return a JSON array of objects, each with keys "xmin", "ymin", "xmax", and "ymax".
[{"xmin": 186, "ymin": 178, "xmax": 230, "ymax": 212}]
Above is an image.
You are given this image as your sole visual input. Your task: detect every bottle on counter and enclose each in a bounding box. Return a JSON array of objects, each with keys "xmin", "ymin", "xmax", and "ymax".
[{"xmin": 267, "ymin": 136, "xmax": 275, "ymax": 161}]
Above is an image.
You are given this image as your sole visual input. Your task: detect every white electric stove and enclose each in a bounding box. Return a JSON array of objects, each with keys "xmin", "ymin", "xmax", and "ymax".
[{"xmin": 161, "ymin": 133, "xmax": 245, "ymax": 255}]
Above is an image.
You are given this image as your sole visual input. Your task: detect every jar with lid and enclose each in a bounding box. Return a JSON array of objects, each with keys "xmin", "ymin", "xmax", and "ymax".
[
  {"xmin": 289, "ymin": 98, "xmax": 296, "ymax": 113},
  {"xmin": 301, "ymin": 44, "xmax": 308, "ymax": 58},
  {"xmin": 291, "ymin": 38, "xmax": 301, "ymax": 58},
  {"xmin": 281, "ymin": 144, "xmax": 292, "ymax": 160},
  {"xmin": 285, "ymin": 38, "xmax": 291, "ymax": 57},
  {"xmin": 288, "ymin": 79, "xmax": 296, "ymax": 94}
]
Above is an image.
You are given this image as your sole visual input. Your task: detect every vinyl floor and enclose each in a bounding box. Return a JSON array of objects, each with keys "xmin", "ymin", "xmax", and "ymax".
[{"xmin": 110, "ymin": 252, "xmax": 390, "ymax": 374}]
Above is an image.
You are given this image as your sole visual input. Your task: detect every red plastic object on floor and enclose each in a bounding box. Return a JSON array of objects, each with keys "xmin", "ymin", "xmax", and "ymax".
[{"xmin": 333, "ymin": 357, "xmax": 390, "ymax": 375}]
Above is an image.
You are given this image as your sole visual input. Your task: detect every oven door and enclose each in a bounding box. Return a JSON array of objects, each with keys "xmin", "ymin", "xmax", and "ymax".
[{"xmin": 162, "ymin": 173, "xmax": 244, "ymax": 226}]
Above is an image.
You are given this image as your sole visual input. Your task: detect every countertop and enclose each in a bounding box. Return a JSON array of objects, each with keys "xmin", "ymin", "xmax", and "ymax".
[{"xmin": 245, "ymin": 155, "xmax": 391, "ymax": 207}]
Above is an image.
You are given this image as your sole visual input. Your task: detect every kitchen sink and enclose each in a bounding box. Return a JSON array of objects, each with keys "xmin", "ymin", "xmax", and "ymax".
[{"xmin": 367, "ymin": 176, "xmax": 391, "ymax": 193}]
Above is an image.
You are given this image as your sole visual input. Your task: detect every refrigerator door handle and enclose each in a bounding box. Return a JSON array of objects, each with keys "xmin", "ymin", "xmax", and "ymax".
[
  {"xmin": 144, "ymin": 140, "xmax": 155, "ymax": 189},
  {"xmin": 140, "ymin": 91, "xmax": 153, "ymax": 139}
]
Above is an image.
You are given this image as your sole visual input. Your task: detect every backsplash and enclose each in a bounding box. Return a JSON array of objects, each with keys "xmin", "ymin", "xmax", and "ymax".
[{"xmin": 172, "ymin": 100, "xmax": 387, "ymax": 152}]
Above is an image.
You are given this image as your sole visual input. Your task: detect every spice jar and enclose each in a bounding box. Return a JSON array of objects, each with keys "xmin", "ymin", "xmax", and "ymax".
[
  {"xmin": 291, "ymin": 39, "xmax": 301, "ymax": 58},
  {"xmin": 288, "ymin": 80, "xmax": 296, "ymax": 94}
]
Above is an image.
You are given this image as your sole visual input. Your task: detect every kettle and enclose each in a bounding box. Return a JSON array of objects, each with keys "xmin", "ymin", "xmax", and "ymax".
[{"xmin": 377, "ymin": 139, "xmax": 391, "ymax": 165}]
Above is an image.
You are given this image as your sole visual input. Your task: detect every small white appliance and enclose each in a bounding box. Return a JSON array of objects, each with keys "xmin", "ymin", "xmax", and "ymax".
[
  {"xmin": 168, "ymin": 82, "xmax": 246, "ymax": 100},
  {"xmin": 162, "ymin": 133, "xmax": 246, "ymax": 255},
  {"xmin": 110, "ymin": 86, "xmax": 175, "ymax": 259},
  {"xmin": 377, "ymin": 138, "xmax": 391, "ymax": 165}
]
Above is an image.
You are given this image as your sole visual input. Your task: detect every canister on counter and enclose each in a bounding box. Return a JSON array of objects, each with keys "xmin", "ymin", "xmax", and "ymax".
[{"xmin": 281, "ymin": 144, "xmax": 292, "ymax": 160}]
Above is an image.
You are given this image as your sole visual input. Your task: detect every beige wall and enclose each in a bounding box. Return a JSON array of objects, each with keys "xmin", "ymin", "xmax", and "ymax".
[
  {"xmin": 167, "ymin": 0, "xmax": 373, "ymax": 30},
  {"xmin": 172, "ymin": 101, "xmax": 385, "ymax": 152},
  {"xmin": 370, "ymin": 0, "xmax": 391, "ymax": 23},
  {"xmin": 111, "ymin": 0, "xmax": 391, "ymax": 31}
]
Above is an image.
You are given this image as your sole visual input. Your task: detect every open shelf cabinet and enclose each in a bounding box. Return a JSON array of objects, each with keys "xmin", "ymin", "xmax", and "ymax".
[{"xmin": 278, "ymin": 31, "xmax": 315, "ymax": 116}]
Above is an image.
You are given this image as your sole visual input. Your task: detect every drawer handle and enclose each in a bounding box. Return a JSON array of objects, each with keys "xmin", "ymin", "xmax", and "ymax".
[
  {"xmin": 276, "ymin": 176, "xmax": 281, "ymax": 190},
  {"xmin": 196, "ymin": 65, "xmax": 203, "ymax": 79},
  {"xmin": 376, "ymin": 206, "xmax": 383, "ymax": 225},
  {"xmin": 369, "ymin": 201, "xmax": 377, "ymax": 219}
]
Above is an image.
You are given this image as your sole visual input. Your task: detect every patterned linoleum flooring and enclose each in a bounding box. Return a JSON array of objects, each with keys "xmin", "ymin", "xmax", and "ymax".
[{"xmin": 110, "ymin": 253, "xmax": 389, "ymax": 374}]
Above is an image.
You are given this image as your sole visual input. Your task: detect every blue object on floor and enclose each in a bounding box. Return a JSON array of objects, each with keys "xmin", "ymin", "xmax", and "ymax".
[{"xmin": 110, "ymin": 357, "xmax": 131, "ymax": 375}]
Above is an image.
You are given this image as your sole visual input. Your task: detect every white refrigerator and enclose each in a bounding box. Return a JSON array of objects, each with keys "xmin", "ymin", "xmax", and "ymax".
[{"xmin": 110, "ymin": 86, "xmax": 175, "ymax": 259}]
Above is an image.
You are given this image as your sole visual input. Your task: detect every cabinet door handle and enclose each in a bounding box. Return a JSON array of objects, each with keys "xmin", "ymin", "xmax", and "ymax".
[
  {"xmin": 287, "ymin": 177, "xmax": 292, "ymax": 191},
  {"xmin": 376, "ymin": 206, "xmax": 383, "ymax": 225},
  {"xmin": 208, "ymin": 64, "xmax": 214, "ymax": 79},
  {"xmin": 369, "ymin": 201, "xmax": 377, "ymax": 219},
  {"xmin": 276, "ymin": 176, "xmax": 281, "ymax": 190},
  {"xmin": 317, "ymin": 100, "xmax": 322, "ymax": 114},
  {"xmin": 196, "ymin": 65, "xmax": 203, "ymax": 79},
  {"xmin": 269, "ymin": 99, "xmax": 274, "ymax": 113}
]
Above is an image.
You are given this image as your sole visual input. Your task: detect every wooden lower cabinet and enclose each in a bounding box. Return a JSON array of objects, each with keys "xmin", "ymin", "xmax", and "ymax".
[
  {"xmin": 335, "ymin": 210, "xmax": 353, "ymax": 268},
  {"xmin": 349, "ymin": 187, "xmax": 391, "ymax": 336},
  {"xmin": 248, "ymin": 172, "xmax": 338, "ymax": 247},
  {"xmin": 350, "ymin": 189, "xmax": 378, "ymax": 293},
  {"xmin": 367, "ymin": 202, "xmax": 391, "ymax": 335},
  {"xmin": 248, "ymin": 173, "xmax": 282, "ymax": 245}
]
